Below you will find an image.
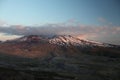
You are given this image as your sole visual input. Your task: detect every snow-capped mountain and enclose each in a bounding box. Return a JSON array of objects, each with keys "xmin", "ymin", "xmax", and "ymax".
[
  {"xmin": 0, "ymin": 35, "xmax": 119, "ymax": 58},
  {"xmin": 49, "ymin": 35, "xmax": 105, "ymax": 47},
  {"xmin": 10, "ymin": 35, "xmax": 116, "ymax": 47}
]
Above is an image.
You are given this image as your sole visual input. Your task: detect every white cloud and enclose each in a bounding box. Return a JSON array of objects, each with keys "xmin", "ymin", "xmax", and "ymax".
[
  {"xmin": 0, "ymin": 33, "xmax": 21, "ymax": 41},
  {"xmin": 0, "ymin": 22, "xmax": 120, "ymax": 44}
]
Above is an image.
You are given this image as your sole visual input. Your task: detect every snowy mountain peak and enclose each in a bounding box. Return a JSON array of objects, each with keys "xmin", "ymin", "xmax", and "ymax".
[
  {"xmin": 49, "ymin": 35, "xmax": 114, "ymax": 47},
  {"xmin": 10, "ymin": 35, "xmax": 115, "ymax": 47},
  {"xmin": 49, "ymin": 35, "xmax": 84, "ymax": 46}
]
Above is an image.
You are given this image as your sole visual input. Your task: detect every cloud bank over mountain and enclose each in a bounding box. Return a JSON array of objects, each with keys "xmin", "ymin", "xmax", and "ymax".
[{"xmin": 0, "ymin": 23, "xmax": 120, "ymax": 44}]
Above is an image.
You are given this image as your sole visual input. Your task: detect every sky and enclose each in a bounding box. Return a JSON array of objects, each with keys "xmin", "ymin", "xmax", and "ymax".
[{"xmin": 0, "ymin": 0, "xmax": 120, "ymax": 44}]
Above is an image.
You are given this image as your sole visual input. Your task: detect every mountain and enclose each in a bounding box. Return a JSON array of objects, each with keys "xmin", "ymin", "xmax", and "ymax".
[
  {"xmin": 49, "ymin": 35, "xmax": 116, "ymax": 47},
  {"xmin": 0, "ymin": 35, "xmax": 120, "ymax": 80},
  {"xmin": 0, "ymin": 35, "xmax": 119, "ymax": 58},
  {"xmin": 9, "ymin": 35, "xmax": 117, "ymax": 47}
]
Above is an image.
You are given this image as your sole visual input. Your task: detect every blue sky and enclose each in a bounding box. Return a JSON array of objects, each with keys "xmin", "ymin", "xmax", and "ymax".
[{"xmin": 0, "ymin": 0, "xmax": 120, "ymax": 26}]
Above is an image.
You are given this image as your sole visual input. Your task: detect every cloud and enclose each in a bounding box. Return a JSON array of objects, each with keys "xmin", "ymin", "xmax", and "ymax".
[
  {"xmin": 0, "ymin": 23, "xmax": 120, "ymax": 44},
  {"xmin": 0, "ymin": 23, "xmax": 120, "ymax": 36},
  {"xmin": 0, "ymin": 33, "xmax": 21, "ymax": 41},
  {"xmin": 0, "ymin": 20, "xmax": 9, "ymax": 27}
]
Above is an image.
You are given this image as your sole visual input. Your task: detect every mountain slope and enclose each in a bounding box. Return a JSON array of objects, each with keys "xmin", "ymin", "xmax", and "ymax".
[{"xmin": 0, "ymin": 35, "xmax": 119, "ymax": 58}]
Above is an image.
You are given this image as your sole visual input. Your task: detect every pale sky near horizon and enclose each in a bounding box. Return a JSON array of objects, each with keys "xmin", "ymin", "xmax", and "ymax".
[{"xmin": 0, "ymin": 0, "xmax": 120, "ymax": 44}]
